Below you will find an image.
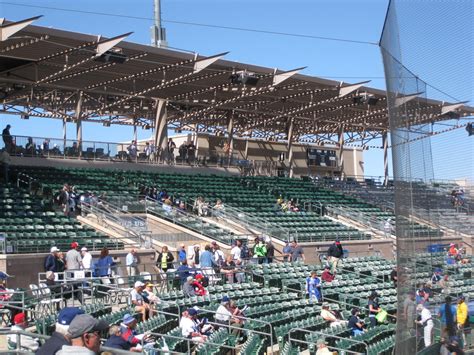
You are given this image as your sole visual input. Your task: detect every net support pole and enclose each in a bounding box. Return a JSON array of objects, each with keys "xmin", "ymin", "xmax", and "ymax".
[
  {"xmin": 227, "ymin": 111, "xmax": 234, "ymax": 162},
  {"xmin": 338, "ymin": 125, "xmax": 344, "ymax": 179},
  {"xmin": 382, "ymin": 130, "xmax": 389, "ymax": 186},
  {"xmin": 62, "ymin": 116, "xmax": 67, "ymax": 150},
  {"xmin": 153, "ymin": 99, "xmax": 168, "ymax": 154},
  {"xmin": 75, "ymin": 91, "xmax": 83, "ymax": 156},
  {"xmin": 287, "ymin": 118, "xmax": 294, "ymax": 178}
]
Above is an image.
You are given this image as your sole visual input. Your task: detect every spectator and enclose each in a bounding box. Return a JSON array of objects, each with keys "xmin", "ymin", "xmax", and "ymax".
[
  {"xmin": 143, "ymin": 283, "xmax": 160, "ymax": 305},
  {"xmin": 282, "ymin": 240, "xmax": 292, "ymax": 262},
  {"xmin": 416, "ymin": 303, "xmax": 433, "ymax": 348},
  {"xmin": 45, "ymin": 247, "xmax": 61, "ymax": 272},
  {"xmin": 439, "ymin": 274, "xmax": 451, "ymax": 294},
  {"xmin": 187, "ymin": 142, "xmax": 196, "ymax": 164},
  {"xmin": 127, "ymin": 140, "xmax": 137, "ymax": 160},
  {"xmin": 320, "ymin": 303, "xmax": 347, "ymax": 328},
  {"xmin": 57, "ymin": 252, "xmax": 66, "ymax": 273},
  {"xmin": 253, "ymin": 237, "xmax": 267, "ymax": 264},
  {"xmin": 213, "ymin": 199, "xmax": 225, "ymax": 217},
  {"xmin": 177, "ymin": 259, "xmax": 192, "ymax": 285},
  {"xmin": 448, "ymin": 243, "xmax": 458, "ymax": 257},
  {"xmin": 456, "ymin": 295, "xmax": 468, "ymax": 348},
  {"xmin": 2, "ymin": 124, "xmax": 13, "ymax": 153},
  {"xmin": 189, "ymin": 245, "xmax": 201, "ymax": 266},
  {"xmin": 221, "ymin": 255, "xmax": 236, "ymax": 284},
  {"xmin": 348, "ymin": 308, "xmax": 365, "ymax": 336},
  {"xmin": 93, "ymin": 248, "xmax": 114, "ymax": 277},
  {"xmin": 36, "ymin": 307, "xmax": 85, "ymax": 355},
  {"xmin": 438, "ymin": 296, "xmax": 457, "ymax": 340},
  {"xmin": 367, "ymin": 291, "xmax": 382, "ymax": 328},
  {"xmin": 118, "ymin": 314, "xmax": 150, "ymax": 351},
  {"xmin": 178, "ymin": 244, "xmax": 187, "ymax": 263},
  {"xmin": 8, "ymin": 313, "xmax": 39, "ymax": 352},
  {"xmin": 390, "ymin": 266, "xmax": 398, "ymax": 287},
  {"xmin": 234, "ymin": 259, "xmax": 245, "ymax": 283},
  {"xmin": 327, "ymin": 239, "xmax": 343, "ymax": 274},
  {"xmin": 126, "ymin": 249, "xmax": 138, "ymax": 277},
  {"xmin": 66, "ymin": 242, "xmax": 82, "ymax": 270},
  {"xmin": 403, "ymin": 291, "xmax": 416, "ymax": 333},
  {"xmin": 383, "ymin": 218, "xmax": 392, "ymax": 237},
  {"xmin": 265, "ymin": 236, "xmax": 275, "ymax": 263},
  {"xmin": 180, "ymin": 308, "xmax": 206, "ymax": 342},
  {"xmin": 183, "ymin": 276, "xmax": 197, "ymax": 297},
  {"xmin": 315, "ymin": 338, "xmax": 333, "ymax": 355},
  {"xmin": 156, "ymin": 246, "xmax": 174, "ymax": 273},
  {"xmin": 57, "ymin": 314, "xmax": 108, "ymax": 355},
  {"xmin": 178, "ymin": 141, "xmax": 187, "ymax": 162},
  {"xmin": 192, "ymin": 274, "xmax": 207, "ymax": 296},
  {"xmin": 321, "ymin": 265, "xmax": 335, "ymax": 282},
  {"xmin": 231, "ymin": 240, "xmax": 242, "ymax": 262},
  {"xmin": 81, "ymin": 248, "xmax": 92, "ymax": 270},
  {"xmin": 0, "ymin": 148, "xmax": 11, "ymax": 184},
  {"xmin": 199, "ymin": 245, "xmax": 216, "ymax": 277},
  {"xmin": 130, "ymin": 281, "xmax": 152, "ymax": 321},
  {"xmin": 290, "ymin": 240, "xmax": 305, "ymax": 262},
  {"xmin": 167, "ymin": 138, "xmax": 176, "ymax": 164},
  {"xmin": 306, "ymin": 271, "xmax": 322, "ymax": 303},
  {"xmin": 215, "ymin": 296, "xmax": 242, "ymax": 335},
  {"xmin": 104, "ymin": 324, "xmax": 139, "ymax": 352},
  {"xmin": 45, "ymin": 271, "xmax": 83, "ymax": 306},
  {"xmin": 25, "ymin": 137, "xmax": 35, "ymax": 155},
  {"xmin": 431, "ymin": 268, "xmax": 443, "ymax": 285},
  {"xmin": 58, "ymin": 185, "xmax": 70, "ymax": 216}
]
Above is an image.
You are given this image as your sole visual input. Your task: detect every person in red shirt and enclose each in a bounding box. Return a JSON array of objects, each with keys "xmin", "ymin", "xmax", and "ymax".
[
  {"xmin": 321, "ymin": 266, "xmax": 335, "ymax": 282},
  {"xmin": 191, "ymin": 274, "xmax": 207, "ymax": 296}
]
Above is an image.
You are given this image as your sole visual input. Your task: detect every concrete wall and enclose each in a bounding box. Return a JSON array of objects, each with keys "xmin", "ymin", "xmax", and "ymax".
[{"xmin": 0, "ymin": 249, "xmax": 157, "ymax": 289}]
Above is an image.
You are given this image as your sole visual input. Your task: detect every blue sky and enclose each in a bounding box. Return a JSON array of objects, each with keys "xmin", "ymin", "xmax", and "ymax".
[{"xmin": 1, "ymin": 0, "xmax": 391, "ymax": 176}]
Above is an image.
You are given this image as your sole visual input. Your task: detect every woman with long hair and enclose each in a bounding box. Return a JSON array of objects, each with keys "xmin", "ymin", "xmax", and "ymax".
[{"xmin": 94, "ymin": 247, "xmax": 115, "ymax": 277}]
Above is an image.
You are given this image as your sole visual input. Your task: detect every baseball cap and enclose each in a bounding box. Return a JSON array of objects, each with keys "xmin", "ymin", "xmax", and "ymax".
[
  {"xmin": 58, "ymin": 307, "xmax": 85, "ymax": 325},
  {"xmin": 186, "ymin": 276, "xmax": 194, "ymax": 282},
  {"xmin": 71, "ymin": 242, "xmax": 79, "ymax": 249},
  {"xmin": 122, "ymin": 314, "xmax": 136, "ymax": 325},
  {"xmin": 14, "ymin": 313, "xmax": 26, "ymax": 325},
  {"xmin": 316, "ymin": 338, "xmax": 327, "ymax": 346},
  {"xmin": 195, "ymin": 274, "xmax": 204, "ymax": 280},
  {"xmin": 67, "ymin": 314, "xmax": 108, "ymax": 338},
  {"xmin": 81, "ymin": 247, "xmax": 88, "ymax": 252},
  {"xmin": 0, "ymin": 271, "xmax": 10, "ymax": 280},
  {"xmin": 134, "ymin": 281, "xmax": 145, "ymax": 288},
  {"xmin": 188, "ymin": 308, "xmax": 198, "ymax": 316},
  {"xmin": 221, "ymin": 296, "xmax": 230, "ymax": 303},
  {"xmin": 50, "ymin": 246, "xmax": 60, "ymax": 253}
]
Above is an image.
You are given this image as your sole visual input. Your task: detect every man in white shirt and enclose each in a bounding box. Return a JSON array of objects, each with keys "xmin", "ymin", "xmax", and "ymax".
[
  {"xmin": 215, "ymin": 296, "xmax": 242, "ymax": 335},
  {"xmin": 416, "ymin": 303, "xmax": 433, "ymax": 347},
  {"xmin": 320, "ymin": 304, "xmax": 347, "ymax": 328},
  {"xmin": 8, "ymin": 313, "xmax": 39, "ymax": 352},
  {"xmin": 230, "ymin": 240, "xmax": 242, "ymax": 262},
  {"xmin": 180, "ymin": 308, "xmax": 206, "ymax": 342},
  {"xmin": 126, "ymin": 249, "xmax": 138, "ymax": 277},
  {"xmin": 81, "ymin": 247, "xmax": 92, "ymax": 270},
  {"xmin": 130, "ymin": 281, "xmax": 152, "ymax": 321}
]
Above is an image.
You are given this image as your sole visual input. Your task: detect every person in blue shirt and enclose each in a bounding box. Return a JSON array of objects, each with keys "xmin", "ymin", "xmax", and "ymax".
[
  {"xmin": 178, "ymin": 244, "xmax": 187, "ymax": 263},
  {"xmin": 282, "ymin": 241, "xmax": 292, "ymax": 262},
  {"xmin": 93, "ymin": 247, "xmax": 115, "ymax": 277},
  {"xmin": 199, "ymin": 245, "xmax": 215, "ymax": 268},
  {"xmin": 306, "ymin": 271, "xmax": 322, "ymax": 303},
  {"xmin": 438, "ymin": 296, "xmax": 457, "ymax": 340},
  {"xmin": 177, "ymin": 259, "xmax": 192, "ymax": 285},
  {"xmin": 45, "ymin": 247, "xmax": 60, "ymax": 272}
]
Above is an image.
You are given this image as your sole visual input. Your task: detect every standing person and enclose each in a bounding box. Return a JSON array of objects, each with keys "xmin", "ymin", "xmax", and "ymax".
[
  {"xmin": 390, "ymin": 266, "xmax": 398, "ymax": 287},
  {"xmin": 456, "ymin": 295, "xmax": 469, "ymax": 348},
  {"xmin": 2, "ymin": 124, "xmax": 13, "ymax": 153},
  {"xmin": 403, "ymin": 291, "xmax": 417, "ymax": 334},
  {"xmin": 65, "ymin": 242, "xmax": 82, "ymax": 271},
  {"xmin": 306, "ymin": 271, "xmax": 322, "ymax": 303},
  {"xmin": 367, "ymin": 291, "xmax": 382, "ymax": 328},
  {"xmin": 57, "ymin": 252, "xmax": 66, "ymax": 274},
  {"xmin": 57, "ymin": 314, "xmax": 108, "ymax": 355},
  {"xmin": 126, "ymin": 249, "xmax": 138, "ymax": 277},
  {"xmin": 167, "ymin": 138, "xmax": 176, "ymax": 164},
  {"xmin": 178, "ymin": 141, "xmax": 187, "ymax": 163},
  {"xmin": 45, "ymin": 247, "xmax": 60, "ymax": 272},
  {"xmin": 282, "ymin": 240, "xmax": 292, "ymax": 262},
  {"xmin": 94, "ymin": 248, "xmax": 115, "ymax": 277},
  {"xmin": 221, "ymin": 255, "xmax": 236, "ymax": 284},
  {"xmin": 416, "ymin": 304, "xmax": 433, "ymax": 348},
  {"xmin": 231, "ymin": 240, "xmax": 242, "ymax": 262},
  {"xmin": 265, "ymin": 236, "xmax": 275, "ymax": 263},
  {"xmin": 81, "ymin": 247, "xmax": 92, "ymax": 270},
  {"xmin": 58, "ymin": 184, "xmax": 70, "ymax": 217},
  {"xmin": 187, "ymin": 141, "xmax": 196, "ymax": 164},
  {"xmin": 127, "ymin": 140, "xmax": 137, "ymax": 161},
  {"xmin": 290, "ymin": 240, "xmax": 305, "ymax": 262},
  {"xmin": 178, "ymin": 244, "xmax": 187, "ymax": 263},
  {"xmin": 156, "ymin": 246, "xmax": 174, "ymax": 274},
  {"xmin": 8, "ymin": 313, "xmax": 39, "ymax": 352},
  {"xmin": 0, "ymin": 148, "xmax": 11, "ymax": 184},
  {"xmin": 253, "ymin": 237, "xmax": 267, "ymax": 264},
  {"xmin": 327, "ymin": 239, "xmax": 343, "ymax": 274},
  {"xmin": 438, "ymin": 296, "xmax": 457, "ymax": 340},
  {"xmin": 213, "ymin": 244, "xmax": 225, "ymax": 270}
]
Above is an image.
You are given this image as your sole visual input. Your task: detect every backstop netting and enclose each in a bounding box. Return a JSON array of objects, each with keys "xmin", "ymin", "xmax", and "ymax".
[{"xmin": 380, "ymin": 0, "xmax": 473, "ymax": 353}]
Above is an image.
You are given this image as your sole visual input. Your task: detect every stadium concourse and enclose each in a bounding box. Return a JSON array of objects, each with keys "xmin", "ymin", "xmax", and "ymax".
[{"xmin": 0, "ymin": 15, "xmax": 473, "ymax": 355}]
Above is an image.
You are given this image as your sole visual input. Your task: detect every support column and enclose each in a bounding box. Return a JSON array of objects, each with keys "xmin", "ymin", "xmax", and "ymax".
[
  {"xmin": 133, "ymin": 120, "xmax": 138, "ymax": 142},
  {"xmin": 287, "ymin": 118, "xmax": 294, "ymax": 178},
  {"xmin": 338, "ymin": 125, "xmax": 345, "ymax": 180},
  {"xmin": 382, "ymin": 130, "xmax": 389, "ymax": 186},
  {"xmin": 153, "ymin": 99, "xmax": 168, "ymax": 159},
  {"xmin": 226, "ymin": 112, "xmax": 234, "ymax": 163},
  {"xmin": 75, "ymin": 91, "xmax": 83, "ymax": 156},
  {"xmin": 62, "ymin": 117, "xmax": 67, "ymax": 151}
]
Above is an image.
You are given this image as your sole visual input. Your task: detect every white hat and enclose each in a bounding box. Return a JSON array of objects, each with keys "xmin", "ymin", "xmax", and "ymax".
[
  {"xmin": 81, "ymin": 247, "xmax": 88, "ymax": 251},
  {"xmin": 50, "ymin": 246, "xmax": 60, "ymax": 253},
  {"xmin": 134, "ymin": 281, "xmax": 145, "ymax": 288}
]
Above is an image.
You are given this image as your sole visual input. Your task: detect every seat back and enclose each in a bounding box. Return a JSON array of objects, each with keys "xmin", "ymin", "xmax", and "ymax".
[{"xmin": 29, "ymin": 284, "xmax": 40, "ymax": 297}]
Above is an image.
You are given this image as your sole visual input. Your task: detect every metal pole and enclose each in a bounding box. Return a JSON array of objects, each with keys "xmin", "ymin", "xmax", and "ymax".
[
  {"xmin": 75, "ymin": 91, "xmax": 83, "ymax": 157},
  {"xmin": 382, "ymin": 130, "xmax": 389, "ymax": 186},
  {"xmin": 287, "ymin": 118, "xmax": 294, "ymax": 178},
  {"xmin": 227, "ymin": 111, "xmax": 234, "ymax": 166},
  {"xmin": 338, "ymin": 125, "xmax": 344, "ymax": 180},
  {"xmin": 62, "ymin": 117, "xmax": 67, "ymax": 153},
  {"xmin": 151, "ymin": 0, "xmax": 168, "ymax": 47}
]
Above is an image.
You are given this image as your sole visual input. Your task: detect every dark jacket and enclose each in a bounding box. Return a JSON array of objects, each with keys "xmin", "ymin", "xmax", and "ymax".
[
  {"xmin": 327, "ymin": 243, "xmax": 343, "ymax": 258},
  {"xmin": 35, "ymin": 331, "xmax": 70, "ymax": 355},
  {"xmin": 104, "ymin": 334, "xmax": 132, "ymax": 350},
  {"xmin": 157, "ymin": 252, "xmax": 174, "ymax": 270},
  {"xmin": 44, "ymin": 254, "xmax": 58, "ymax": 272}
]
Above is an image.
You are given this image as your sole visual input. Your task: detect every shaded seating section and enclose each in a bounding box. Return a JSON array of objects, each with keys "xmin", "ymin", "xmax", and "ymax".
[{"xmin": 0, "ymin": 186, "xmax": 123, "ymax": 253}]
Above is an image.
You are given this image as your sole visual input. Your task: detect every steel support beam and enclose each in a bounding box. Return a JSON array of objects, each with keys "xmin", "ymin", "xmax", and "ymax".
[
  {"xmin": 63, "ymin": 117, "xmax": 67, "ymax": 149},
  {"xmin": 287, "ymin": 118, "xmax": 295, "ymax": 178},
  {"xmin": 226, "ymin": 112, "xmax": 234, "ymax": 161},
  {"xmin": 133, "ymin": 120, "xmax": 138, "ymax": 142},
  {"xmin": 75, "ymin": 92, "xmax": 83, "ymax": 154},
  {"xmin": 338, "ymin": 125, "xmax": 345, "ymax": 179},
  {"xmin": 153, "ymin": 99, "xmax": 168, "ymax": 153},
  {"xmin": 382, "ymin": 130, "xmax": 389, "ymax": 186}
]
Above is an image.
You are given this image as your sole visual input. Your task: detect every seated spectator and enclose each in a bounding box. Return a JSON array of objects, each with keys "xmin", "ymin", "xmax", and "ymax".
[
  {"xmin": 104, "ymin": 325, "xmax": 139, "ymax": 352},
  {"xmin": 118, "ymin": 314, "xmax": 150, "ymax": 351},
  {"xmin": 8, "ymin": 313, "xmax": 39, "ymax": 352},
  {"xmin": 320, "ymin": 303, "xmax": 347, "ymax": 328},
  {"xmin": 180, "ymin": 308, "xmax": 207, "ymax": 342},
  {"xmin": 215, "ymin": 296, "xmax": 243, "ymax": 335},
  {"xmin": 142, "ymin": 283, "xmax": 160, "ymax": 305},
  {"xmin": 306, "ymin": 271, "xmax": 322, "ymax": 303},
  {"xmin": 57, "ymin": 314, "xmax": 108, "ymax": 355},
  {"xmin": 438, "ymin": 274, "xmax": 451, "ymax": 294},
  {"xmin": 321, "ymin": 266, "xmax": 335, "ymax": 282},
  {"xmin": 162, "ymin": 198, "xmax": 173, "ymax": 214},
  {"xmin": 37, "ymin": 307, "xmax": 85, "ymax": 355},
  {"xmin": 177, "ymin": 260, "xmax": 192, "ymax": 285},
  {"xmin": 430, "ymin": 268, "xmax": 442, "ymax": 285},
  {"xmin": 130, "ymin": 281, "xmax": 152, "ymax": 321},
  {"xmin": 315, "ymin": 338, "xmax": 333, "ymax": 355},
  {"xmin": 368, "ymin": 291, "xmax": 382, "ymax": 328},
  {"xmin": 348, "ymin": 308, "xmax": 365, "ymax": 336},
  {"xmin": 213, "ymin": 199, "xmax": 225, "ymax": 217},
  {"xmin": 183, "ymin": 276, "xmax": 197, "ymax": 297},
  {"xmin": 192, "ymin": 274, "xmax": 207, "ymax": 296},
  {"xmin": 390, "ymin": 266, "xmax": 398, "ymax": 287}
]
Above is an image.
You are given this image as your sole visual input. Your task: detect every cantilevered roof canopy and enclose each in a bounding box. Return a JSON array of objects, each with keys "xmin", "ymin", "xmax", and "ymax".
[{"xmin": 0, "ymin": 17, "xmax": 473, "ymax": 145}]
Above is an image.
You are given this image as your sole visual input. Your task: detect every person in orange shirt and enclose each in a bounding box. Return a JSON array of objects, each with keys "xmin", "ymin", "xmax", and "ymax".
[{"xmin": 448, "ymin": 243, "xmax": 458, "ymax": 257}]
